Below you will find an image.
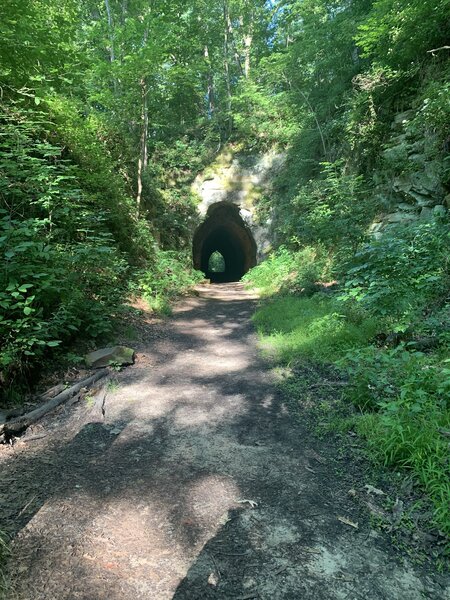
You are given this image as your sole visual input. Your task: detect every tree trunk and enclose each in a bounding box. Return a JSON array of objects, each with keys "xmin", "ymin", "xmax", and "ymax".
[
  {"xmin": 104, "ymin": 0, "xmax": 118, "ymax": 93},
  {"xmin": 1, "ymin": 370, "xmax": 108, "ymax": 438},
  {"xmin": 204, "ymin": 45, "xmax": 215, "ymax": 118},
  {"xmin": 104, "ymin": 0, "xmax": 115, "ymax": 62},
  {"xmin": 223, "ymin": 0, "xmax": 232, "ymax": 134},
  {"xmin": 242, "ymin": 10, "xmax": 254, "ymax": 79},
  {"xmin": 243, "ymin": 32, "xmax": 252, "ymax": 79},
  {"xmin": 136, "ymin": 77, "xmax": 149, "ymax": 215}
]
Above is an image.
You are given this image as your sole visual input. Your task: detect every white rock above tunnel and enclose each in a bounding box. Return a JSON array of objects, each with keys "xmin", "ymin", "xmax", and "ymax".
[{"xmin": 192, "ymin": 151, "xmax": 285, "ymax": 264}]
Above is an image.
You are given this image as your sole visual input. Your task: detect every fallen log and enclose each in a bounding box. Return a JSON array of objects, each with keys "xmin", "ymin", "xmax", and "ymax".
[
  {"xmin": 0, "ymin": 383, "xmax": 72, "ymax": 426},
  {"xmin": 37, "ymin": 383, "xmax": 66, "ymax": 402},
  {"xmin": 0, "ymin": 369, "xmax": 108, "ymax": 439}
]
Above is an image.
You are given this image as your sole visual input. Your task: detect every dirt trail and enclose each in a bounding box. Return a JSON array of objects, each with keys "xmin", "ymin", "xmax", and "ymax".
[{"xmin": 1, "ymin": 283, "xmax": 448, "ymax": 599}]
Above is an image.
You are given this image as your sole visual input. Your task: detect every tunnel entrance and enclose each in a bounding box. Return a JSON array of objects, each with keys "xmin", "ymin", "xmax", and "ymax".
[{"xmin": 193, "ymin": 202, "xmax": 257, "ymax": 283}]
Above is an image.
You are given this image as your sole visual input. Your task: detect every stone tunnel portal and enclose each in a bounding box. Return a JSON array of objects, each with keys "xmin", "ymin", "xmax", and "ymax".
[{"xmin": 193, "ymin": 202, "xmax": 257, "ymax": 283}]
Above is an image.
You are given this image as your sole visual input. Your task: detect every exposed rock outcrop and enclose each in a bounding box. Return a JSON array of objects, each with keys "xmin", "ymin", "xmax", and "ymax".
[
  {"xmin": 193, "ymin": 151, "xmax": 285, "ymax": 262},
  {"xmin": 370, "ymin": 108, "xmax": 448, "ymax": 235}
]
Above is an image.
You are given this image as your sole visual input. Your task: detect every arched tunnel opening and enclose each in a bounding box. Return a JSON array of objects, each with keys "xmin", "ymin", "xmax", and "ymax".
[{"xmin": 193, "ymin": 202, "xmax": 257, "ymax": 283}]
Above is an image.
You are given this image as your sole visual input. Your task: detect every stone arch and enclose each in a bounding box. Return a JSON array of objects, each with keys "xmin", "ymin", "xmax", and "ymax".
[{"xmin": 193, "ymin": 202, "xmax": 257, "ymax": 282}]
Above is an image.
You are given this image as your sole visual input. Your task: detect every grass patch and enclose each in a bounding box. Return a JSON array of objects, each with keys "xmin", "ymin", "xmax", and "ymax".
[
  {"xmin": 254, "ymin": 295, "xmax": 378, "ymax": 363},
  {"xmin": 253, "ymin": 293, "xmax": 450, "ymax": 536}
]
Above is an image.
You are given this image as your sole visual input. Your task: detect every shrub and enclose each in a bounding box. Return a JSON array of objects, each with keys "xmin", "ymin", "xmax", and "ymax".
[
  {"xmin": 340, "ymin": 219, "xmax": 450, "ymax": 327},
  {"xmin": 135, "ymin": 250, "xmax": 204, "ymax": 314},
  {"xmin": 347, "ymin": 347, "xmax": 450, "ymax": 533},
  {"xmin": 243, "ymin": 245, "xmax": 331, "ymax": 297},
  {"xmin": 0, "ymin": 105, "xmax": 128, "ymax": 397}
]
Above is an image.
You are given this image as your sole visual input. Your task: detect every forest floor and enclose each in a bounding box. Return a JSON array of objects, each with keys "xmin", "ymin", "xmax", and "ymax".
[{"xmin": 0, "ymin": 283, "xmax": 448, "ymax": 599}]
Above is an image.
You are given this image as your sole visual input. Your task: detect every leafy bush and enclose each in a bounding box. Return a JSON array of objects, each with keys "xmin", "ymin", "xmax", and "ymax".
[
  {"xmin": 340, "ymin": 220, "xmax": 450, "ymax": 327},
  {"xmin": 243, "ymin": 247, "xmax": 297, "ymax": 296},
  {"xmin": 275, "ymin": 162, "xmax": 376, "ymax": 250},
  {"xmin": 136, "ymin": 250, "xmax": 204, "ymax": 314},
  {"xmin": 356, "ymin": 0, "xmax": 450, "ymax": 70},
  {"xmin": 46, "ymin": 95, "xmax": 153, "ymax": 263},
  {"xmin": 0, "ymin": 105, "xmax": 128, "ymax": 397},
  {"xmin": 346, "ymin": 346, "xmax": 450, "ymax": 533},
  {"xmin": 243, "ymin": 245, "xmax": 331, "ymax": 297}
]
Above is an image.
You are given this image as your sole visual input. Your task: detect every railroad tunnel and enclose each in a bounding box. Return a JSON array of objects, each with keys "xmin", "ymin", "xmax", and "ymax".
[{"xmin": 192, "ymin": 202, "xmax": 257, "ymax": 283}]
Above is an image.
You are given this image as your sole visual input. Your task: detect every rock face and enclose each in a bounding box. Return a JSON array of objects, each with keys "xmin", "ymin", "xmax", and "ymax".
[
  {"xmin": 85, "ymin": 346, "xmax": 135, "ymax": 369},
  {"xmin": 370, "ymin": 107, "xmax": 447, "ymax": 234},
  {"xmin": 192, "ymin": 151, "xmax": 285, "ymax": 263}
]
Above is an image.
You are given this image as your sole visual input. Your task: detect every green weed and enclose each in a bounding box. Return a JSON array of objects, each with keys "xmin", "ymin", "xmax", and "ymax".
[
  {"xmin": 135, "ymin": 249, "xmax": 203, "ymax": 315},
  {"xmin": 106, "ymin": 379, "xmax": 120, "ymax": 393},
  {"xmin": 254, "ymin": 296, "xmax": 378, "ymax": 364}
]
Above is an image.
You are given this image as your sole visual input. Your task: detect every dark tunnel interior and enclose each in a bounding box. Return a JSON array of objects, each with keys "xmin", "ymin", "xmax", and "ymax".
[{"xmin": 192, "ymin": 202, "xmax": 257, "ymax": 283}]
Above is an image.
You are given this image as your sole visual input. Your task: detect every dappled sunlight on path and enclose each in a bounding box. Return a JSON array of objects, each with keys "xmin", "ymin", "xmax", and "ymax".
[{"xmin": 0, "ymin": 284, "xmax": 447, "ymax": 599}]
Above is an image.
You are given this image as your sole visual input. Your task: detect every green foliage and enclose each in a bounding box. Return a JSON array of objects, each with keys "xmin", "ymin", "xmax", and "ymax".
[
  {"xmin": 208, "ymin": 251, "xmax": 225, "ymax": 273},
  {"xmin": 46, "ymin": 95, "xmax": 149, "ymax": 260},
  {"xmin": 243, "ymin": 245, "xmax": 331, "ymax": 296},
  {"xmin": 356, "ymin": 0, "xmax": 450, "ymax": 69},
  {"xmin": 340, "ymin": 220, "xmax": 450, "ymax": 325},
  {"xmin": 0, "ymin": 106, "xmax": 128, "ymax": 397},
  {"xmin": 277, "ymin": 162, "xmax": 374, "ymax": 248},
  {"xmin": 349, "ymin": 347, "xmax": 450, "ymax": 533},
  {"xmin": 232, "ymin": 80, "xmax": 299, "ymax": 150},
  {"xmin": 253, "ymin": 296, "xmax": 378, "ymax": 364},
  {"xmin": 342, "ymin": 346, "xmax": 449, "ymax": 413},
  {"xmin": 0, "ymin": 0, "xmax": 81, "ymax": 91},
  {"xmin": 143, "ymin": 140, "xmax": 209, "ymax": 249},
  {"xmin": 136, "ymin": 250, "xmax": 204, "ymax": 314}
]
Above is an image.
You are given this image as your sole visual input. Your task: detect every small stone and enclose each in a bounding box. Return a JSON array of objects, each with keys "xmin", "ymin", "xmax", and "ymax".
[
  {"xmin": 397, "ymin": 203, "xmax": 415, "ymax": 212},
  {"xmin": 432, "ymin": 204, "xmax": 446, "ymax": 217},
  {"xmin": 386, "ymin": 212, "xmax": 415, "ymax": 224},
  {"xmin": 208, "ymin": 572, "xmax": 219, "ymax": 587},
  {"xmin": 420, "ymin": 207, "xmax": 433, "ymax": 220},
  {"xmin": 409, "ymin": 191, "xmax": 434, "ymax": 207},
  {"xmin": 85, "ymin": 346, "xmax": 135, "ymax": 369},
  {"xmin": 392, "ymin": 176, "xmax": 412, "ymax": 193}
]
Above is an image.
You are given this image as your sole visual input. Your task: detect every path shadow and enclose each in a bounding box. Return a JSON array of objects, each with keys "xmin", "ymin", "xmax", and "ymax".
[{"xmin": 0, "ymin": 285, "xmax": 446, "ymax": 599}]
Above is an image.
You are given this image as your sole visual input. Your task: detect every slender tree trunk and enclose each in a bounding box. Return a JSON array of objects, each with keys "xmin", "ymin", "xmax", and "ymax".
[
  {"xmin": 223, "ymin": 0, "xmax": 233, "ymax": 138},
  {"xmin": 204, "ymin": 45, "xmax": 215, "ymax": 118},
  {"xmin": 104, "ymin": 0, "xmax": 115, "ymax": 62},
  {"xmin": 242, "ymin": 11, "xmax": 254, "ymax": 79},
  {"xmin": 121, "ymin": 0, "xmax": 127, "ymax": 25},
  {"xmin": 243, "ymin": 33, "xmax": 252, "ymax": 79},
  {"xmin": 104, "ymin": 0, "xmax": 118, "ymax": 93},
  {"xmin": 299, "ymin": 90, "xmax": 327, "ymax": 159},
  {"xmin": 136, "ymin": 77, "xmax": 149, "ymax": 215},
  {"xmin": 136, "ymin": 26, "xmax": 150, "ymax": 215}
]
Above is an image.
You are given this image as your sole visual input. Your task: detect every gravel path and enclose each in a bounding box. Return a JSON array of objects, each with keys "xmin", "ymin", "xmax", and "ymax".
[{"xmin": 1, "ymin": 283, "xmax": 448, "ymax": 599}]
